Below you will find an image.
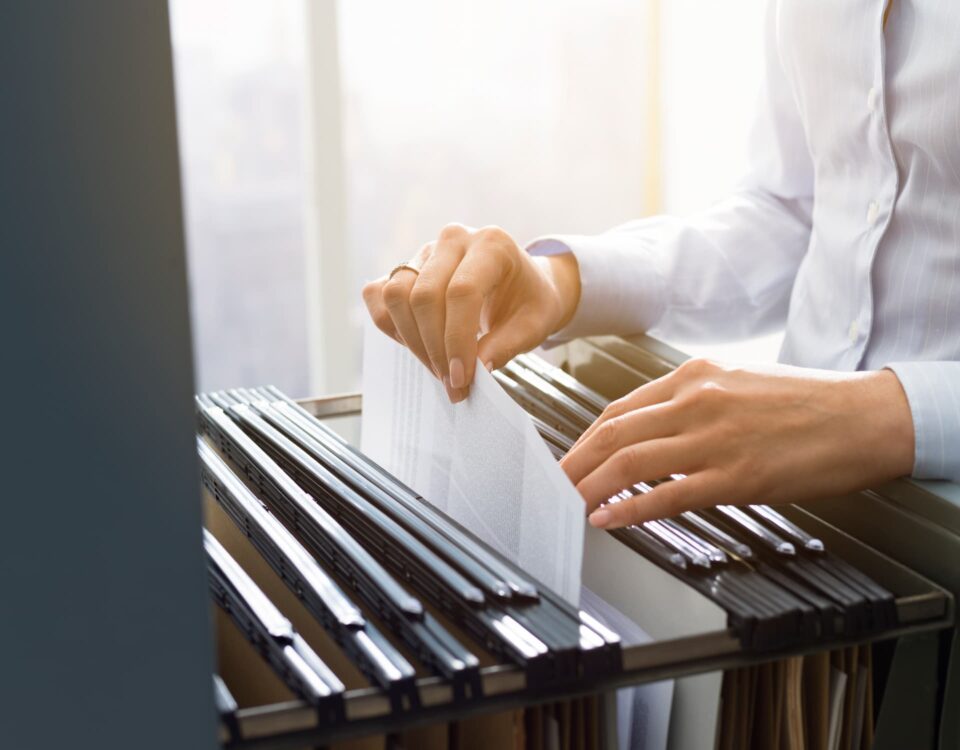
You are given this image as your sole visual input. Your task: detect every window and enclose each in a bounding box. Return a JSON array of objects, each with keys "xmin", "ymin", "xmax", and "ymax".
[
  {"xmin": 171, "ymin": 0, "xmax": 771, "ymax": 397},
  {"xmin": 170, "ymin": 0, "xmax": 310, "ymax": 395}
]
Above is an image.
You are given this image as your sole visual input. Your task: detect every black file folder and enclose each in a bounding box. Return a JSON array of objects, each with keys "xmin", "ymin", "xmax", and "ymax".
[
  {"xmin": 199, "ymin": 393, "xmax": 621, "ymax": 694},
  {"xmin": 205, "ymin": 529, "xmax": 346, "ymax": 724},
  {"xmin": 199, "ymin": 436, "xmax": 420, "ymax": 711},
  {"xmin": 199, "ymin": 336, "xmax": 955, "ymax": 749}
]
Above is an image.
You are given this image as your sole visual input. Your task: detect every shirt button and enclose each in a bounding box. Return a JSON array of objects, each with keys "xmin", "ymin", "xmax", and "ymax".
[
  {"xmin": 867, "ymin": 86, "xmax": 879, "ymax": 113},
  {"xmin": 848, "ymin": 319, "xmax": 860, "ymax": 343},
  {"xmin": 866, "ymin": 200, "xmax": 880, "ymax": 225}
]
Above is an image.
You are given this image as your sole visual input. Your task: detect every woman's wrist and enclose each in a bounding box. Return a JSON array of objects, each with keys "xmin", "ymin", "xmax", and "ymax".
[
  {"xmin": 870, "ymin": 369, "xmax": 916, "ymax": 476},
  {"xmin": 538, "ymin": 253, "xmax": 581, "ymax": 334},
  {"xmin": 836, "ymin": 369, "xmax": 915, "ymax": 480}
]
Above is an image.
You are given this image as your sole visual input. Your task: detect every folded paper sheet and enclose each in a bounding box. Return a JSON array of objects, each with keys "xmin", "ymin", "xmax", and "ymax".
[{"xmin": 361, "ymin": 322, "xmax": 585, "ymax": 604}]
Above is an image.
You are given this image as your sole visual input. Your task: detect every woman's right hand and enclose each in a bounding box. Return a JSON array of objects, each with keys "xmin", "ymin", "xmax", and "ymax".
[{"xmin": 362, "ymin": 223, "xmax": 581, "ymax": 403}]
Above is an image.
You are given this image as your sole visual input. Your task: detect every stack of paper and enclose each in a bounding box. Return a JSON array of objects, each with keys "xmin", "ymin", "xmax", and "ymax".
[{"xmin": 361, "ymin": 322, "xmax": 585, "ymax": 605}]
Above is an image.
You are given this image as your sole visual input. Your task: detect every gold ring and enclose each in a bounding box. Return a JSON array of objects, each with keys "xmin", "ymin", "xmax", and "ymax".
[{"xmin": 388, "ymin": 262, "xmax": 420, "ymax": 279}]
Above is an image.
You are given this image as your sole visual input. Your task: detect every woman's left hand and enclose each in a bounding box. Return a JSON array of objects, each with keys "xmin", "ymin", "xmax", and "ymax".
[{"xmin": 559, "ymin": 358, "xmax": 916, "ymax": 529}]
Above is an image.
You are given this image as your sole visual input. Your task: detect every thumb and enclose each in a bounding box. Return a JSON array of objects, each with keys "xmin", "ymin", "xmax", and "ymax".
[{"xmin": 476, "ymin": 314, "xmax": 540, "ymax": 372}]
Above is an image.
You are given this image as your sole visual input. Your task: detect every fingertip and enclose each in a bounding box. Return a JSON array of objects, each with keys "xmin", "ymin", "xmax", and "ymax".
[
  {"xmin": 559, "ymin": 457, "xmax": 576, "ymax": 481},
  {"xmin": 588, "ymin": 508, "xmax": 612, "ymax": 529},
  {"xmin": 442, "ymin": 375, "xmax": 453, "ymax": 402},
  {"xmin": 442, "ymin": 375, "xmax": 469, "ymax": 404},
  {"xmin": 475, "ymin": 338, "xmax": 500, "ymax": 373}
]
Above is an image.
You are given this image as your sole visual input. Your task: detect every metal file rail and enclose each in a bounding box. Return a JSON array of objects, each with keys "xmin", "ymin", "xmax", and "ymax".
[{"xmin": 199, "ymin": 390, "xmax": 953, "ymax": 748}]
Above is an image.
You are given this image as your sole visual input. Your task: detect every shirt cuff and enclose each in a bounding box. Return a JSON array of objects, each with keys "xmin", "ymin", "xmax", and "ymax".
[
  {"xmin": 526, "ymin": 232, "xmax": 667, "ymax": 345},
  {"xmin": 885, "ymin": 361, "xmax": 960, "ymax": 481}
]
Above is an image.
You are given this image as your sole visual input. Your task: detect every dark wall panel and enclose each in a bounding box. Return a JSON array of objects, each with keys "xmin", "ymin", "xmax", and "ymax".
[{"xmin": 0, "ymin": 3, "xmax": 216, "ymax": 748}]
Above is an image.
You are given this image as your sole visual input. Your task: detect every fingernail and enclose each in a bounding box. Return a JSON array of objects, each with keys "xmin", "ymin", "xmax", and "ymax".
[
  {"xmin": 589, "ymin": 508, "xmax": 612, "ymax": 529},
  {"xmin": 449, "ymin": 358, "xmax": 465, "ymax": 389},
  {"xmin": 484, "ymin": 361, "xmax": 494, "ymax": 372},
  {"xmin": 442, "ymin": 376, "xmax": 458, "ymax": 404}
]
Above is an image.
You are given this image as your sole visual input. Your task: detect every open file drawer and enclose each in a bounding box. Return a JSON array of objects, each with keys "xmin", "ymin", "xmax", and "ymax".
[
  {"xmin": 564, "ymin": 334, "xmax": 960, "ymax": 749},
  {"xmin": 209, "ymin": 377, "xmax": 954, "ymax": 750}
]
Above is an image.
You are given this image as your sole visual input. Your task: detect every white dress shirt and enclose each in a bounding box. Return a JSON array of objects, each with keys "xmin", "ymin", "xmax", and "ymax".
[{"xmin": 528, "ymin": 0, "xmax": 960, "ymax": 482}]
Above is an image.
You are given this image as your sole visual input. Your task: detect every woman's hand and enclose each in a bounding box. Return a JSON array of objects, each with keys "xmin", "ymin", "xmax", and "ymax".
[
  {"xmin": 560, "ymin": 358, "xmax": 916, "ymax": 529},
  {"xmin": 362, "ymin": 224, "xmax": 580, "ymax": 402}
]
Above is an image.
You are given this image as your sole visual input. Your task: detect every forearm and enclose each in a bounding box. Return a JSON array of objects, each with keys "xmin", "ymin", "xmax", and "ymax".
[{"xmin": 527, "ymin": 188, "xmax": 812, "ymax": 345}]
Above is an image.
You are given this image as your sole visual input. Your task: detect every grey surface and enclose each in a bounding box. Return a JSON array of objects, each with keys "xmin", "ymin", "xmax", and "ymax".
[{"xmin": 0, "ymin": 3, "xmax": 216, "ymax": 749}]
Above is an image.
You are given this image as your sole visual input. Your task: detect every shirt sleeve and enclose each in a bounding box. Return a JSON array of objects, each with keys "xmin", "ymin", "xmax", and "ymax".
[
  {"xmin": 885, "ymin": 361, "xmax": 960, "ymax": 482},
  {"xmin": 528, "ymin": 0, "xmax": 814, "ymax": 345}
]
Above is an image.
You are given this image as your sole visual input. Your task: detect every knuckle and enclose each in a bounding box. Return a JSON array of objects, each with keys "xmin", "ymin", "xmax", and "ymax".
[
  {"xmin": 381, "ymin": 278, "xmax": 407, "ymax": 307},
  {"xmin": 372, "ymin": 311, "xmax": 393, "ymax": 333},
  {"xmin": 678, "ymin": 357, "xmax": 716, "ymax": 378},
  {"xmin": 469, "ymin": 232, "xmax": 517, "ymax": 271},
  {"xmin": 477, "ymin": 224, "xmax": 510, "ymax": 245},
  {"xmin": 488, "ymin": 241, "xmax": 518, "ymax": 271},
  {"xmin": 443, "ymin": 330, "xmax": 471, "ymax": 356},
  {"xmin": 593, "ymin": 419, "xmax": 621, "ymax": 452},
  {"xmin": 438, "ymin": 223, "xmax": 467, "ymax": 243},
  {"xmin": 445, "ymin": 277, "xmax": 478, "ymax": 302},
  {"xmin": 600, "ymin": 399, "xmax": 626, "ymax": 422},
  {"xmin": 695, "ymin": 380, "xmax": 728, "ymax": 405},
  {"xmin": 409, "ymin": 283, "xmax": 439, "ymax": 311},
  {"xmin": 361, "ymin": 280, "xmax": 381, "ymax": 303},
  {"xmin": 679, "ymin": 379, "xmax": 728, "ymax": 411},
  {"xmin": 613, "ymin": 445, "xmax": 641, "ymax": 478}
]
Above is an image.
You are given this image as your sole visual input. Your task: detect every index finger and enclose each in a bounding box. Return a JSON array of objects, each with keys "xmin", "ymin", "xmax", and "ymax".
[
  {"xmin": 571, "ymin": 373, "xmax": 677, "ymax": 451},
  {"xmin": 443, "ymin": 233, "xmax": 515, "ymax": 392},
  {"xmin": 560, "ymin": 401, "xmax": 678, "ymax": 487},
  {"xmin": 588, "ymin": 471, "xmax": 715, "ymax": 529}
]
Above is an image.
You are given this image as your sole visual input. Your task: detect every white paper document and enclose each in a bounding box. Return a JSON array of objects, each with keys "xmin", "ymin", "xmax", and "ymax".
[
  {"xmin": 580, "ymin": 588, "xmax": 673, "ymax": 750},
  {"xmin": 361, "ymin": 321, "xmax": 585, "ymax": 604}
]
